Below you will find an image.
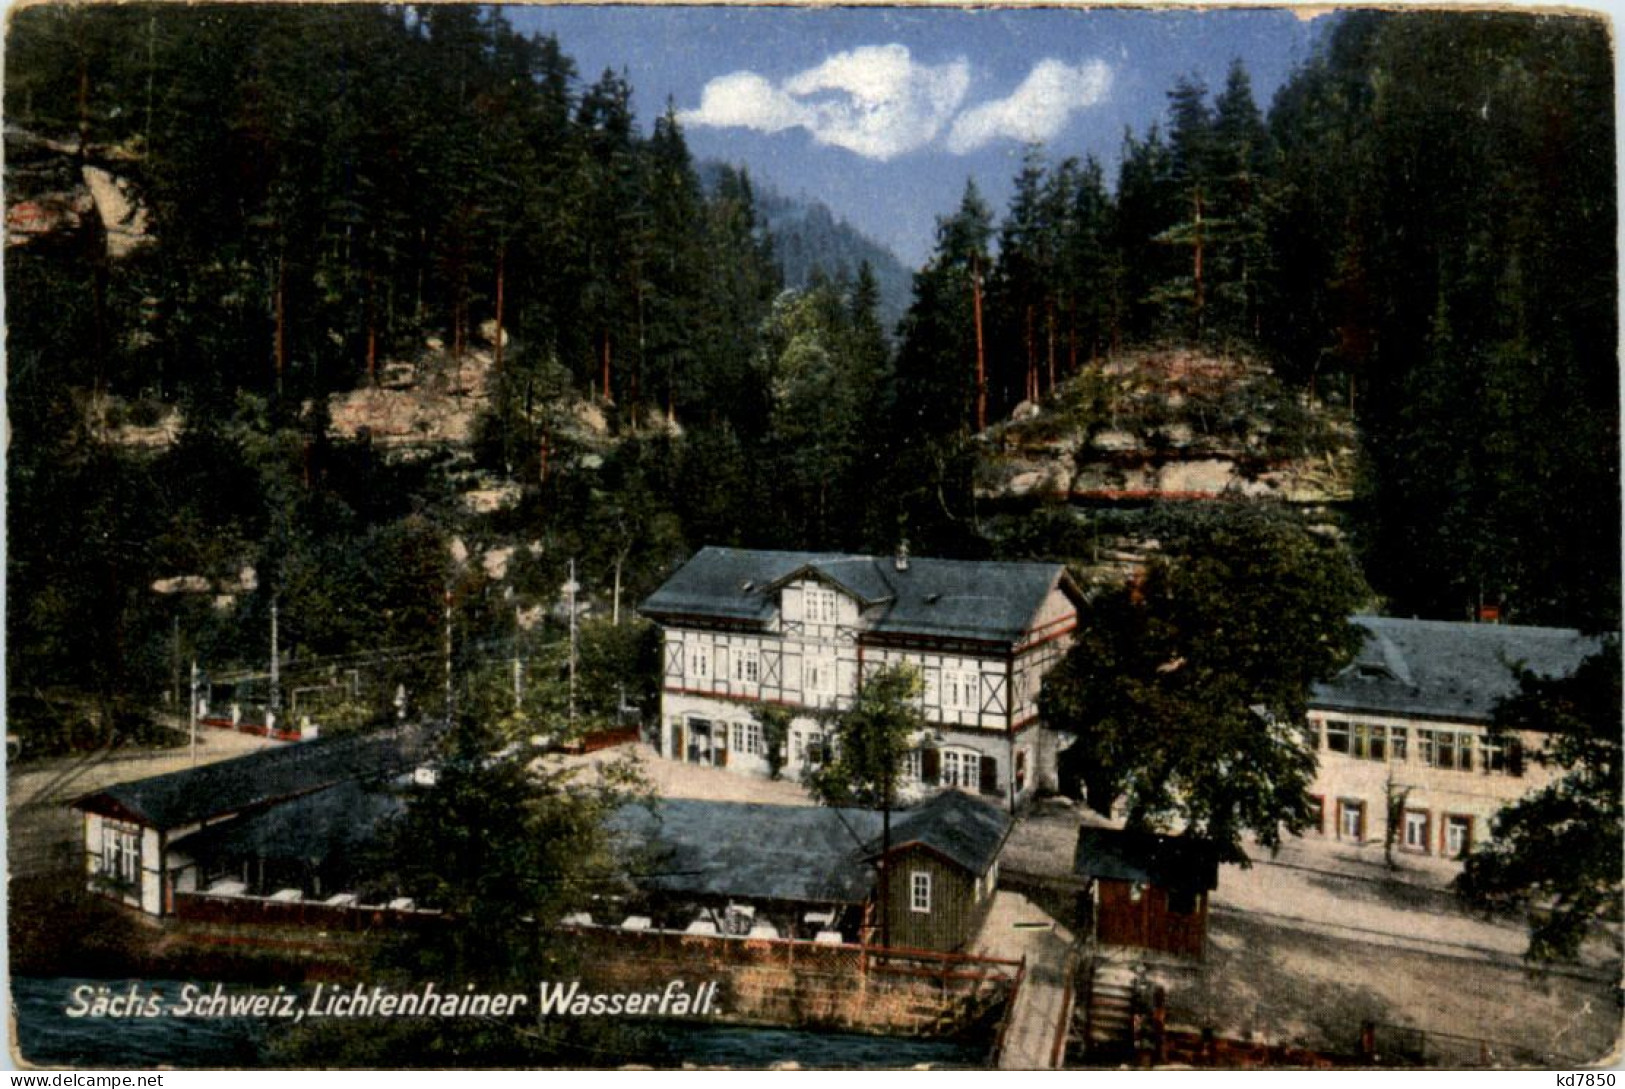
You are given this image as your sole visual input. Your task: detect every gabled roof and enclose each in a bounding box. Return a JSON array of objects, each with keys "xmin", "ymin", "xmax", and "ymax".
[
  {"xmin": 168, "ymin": 778, "xmax": 405, "ymax": 866},
  {"xmin": 1310, "ymin": 617, "xmax": 1604, "ymax": 725},
  {"xmin": 869, "ymin": 789, "xmax": 1011, "ymax": 877},
  {"xmin": 640, "ymin": 547, "xmax": 1079, "ymax": 645},
  {"xmin": 1073, "ymin": 826, "xmax": 1220, "ymax": 896},
  {"xmin": 611, "ymin": 798, "xmax": 883, "ymax": 905},
  {"xmin": 73, "ymin": 724, "xmax": 438, "ymax": 831}
]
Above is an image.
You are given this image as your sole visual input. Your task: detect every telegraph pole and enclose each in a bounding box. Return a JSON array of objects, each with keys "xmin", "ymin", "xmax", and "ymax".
[
  {"xmin": 443, "ymin": 585, "xmax": 454, "ymax": 724},
  {"xmin": 564, "ymin": 560, "xmax": 579, "ymax": 733},
  {"xmin": 512, "ymin": 604, "xmax": 523, "ymax": 712},
  {"xmin": 269, "ymin": 600, "xmax": 281, "ymax": 714},
  {"xmin": 189, "ymin": 660, "xmax": 198, "ymax": 767}
]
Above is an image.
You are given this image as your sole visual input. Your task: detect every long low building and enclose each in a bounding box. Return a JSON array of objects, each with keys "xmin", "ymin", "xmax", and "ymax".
[
  {"xmin": 610, "ymin": 790, "xmax": 1013, "ymax": 952},
  {"xmin": 73, "ymin": 724, "xmax": 436, "ymax": 916},
  {"xmin": 1303, "ymin": 617, "xmax": 1603, "ymax": 860}
]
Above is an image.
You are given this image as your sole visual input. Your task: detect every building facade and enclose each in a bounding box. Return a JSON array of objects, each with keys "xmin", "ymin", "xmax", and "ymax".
[
  {"xmin": 640, "ymin": 547, "xmax": 1085, "ymax": 809},
  {"xmin": 1303, "ymin": 617, "xmax": 1601, "ymax": 860}
]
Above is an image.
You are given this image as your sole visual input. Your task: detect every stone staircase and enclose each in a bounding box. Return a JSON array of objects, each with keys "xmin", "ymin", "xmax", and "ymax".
[{"xmin": 1082, "ymin": 961, "xmax": 1139, "ymax": 1059}]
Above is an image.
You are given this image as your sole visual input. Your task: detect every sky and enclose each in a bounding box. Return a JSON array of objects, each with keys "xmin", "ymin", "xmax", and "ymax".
[{"xmin": 508, "ymin": 6, "xmax": 1332, "ymax": 268}]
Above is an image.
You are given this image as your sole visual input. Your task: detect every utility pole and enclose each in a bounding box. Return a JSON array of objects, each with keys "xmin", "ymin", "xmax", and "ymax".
[
  {"xmin": 512, "ymin": 604, "xmax": 523, "ymax": 712},
  {"xmin": 443, "ymin": 585, "xmax": 454, "ymax": 724},
  {"xmin": 189, "ymin": 660, "xmax": 198, "ymax": 767},
  {"xmin": 972, "ymin": 256, "xmax": 987, "ymax": 432},
  {"xmin": 269, "ymin": 600, "xmax": 281, "ymax": 714},
  {"xmin": 564, "ymin": 560, "xmax": 580, "ymax": 734},
  {"xmin": 171, "ymin": 615, "xmax": 180, "ymax": 710}
]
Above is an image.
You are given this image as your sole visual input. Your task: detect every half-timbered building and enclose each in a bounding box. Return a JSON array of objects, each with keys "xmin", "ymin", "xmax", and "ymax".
[{"xmin": 639, "ymin": 547, "xmax": 1085, "ymax": 809}]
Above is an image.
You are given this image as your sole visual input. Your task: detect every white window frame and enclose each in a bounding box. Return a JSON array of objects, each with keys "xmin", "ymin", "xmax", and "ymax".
[
  {"xmin": 805, "ymin": 586, "xmax": 839, "ymax": 624},
  {"xmin": 910, "ymin": 871, "xmax": 932, "ymax": 914},
  {"xmin": 1445, "ymin": 815, "xmax": 1472, "ymax": 858},
  {"xmin": 688, "ymin": 644, "xmax": 710, "ymax": 680},
  {"xmin": 1339, "ymin": 799, "xmax": 1365, "ymax": 842},
  {"xmin": 941, "ymin": 747, "xmax": 980, "ymax": 790},
  {"xmin": 795, "ymin": 729, "xmax": 826, "ymax": 767},
  {"xmin": 1403, "ymin": 810, "xmax": 1430, "ymax": 852},
  {"xmin": 902, "ymin": 749, "xmax": 922, "ymax": 782},
  {"xmin": 803, "ymin": 651, "xmax": 837, "ymax": 700},
  {"xmin": 734, "ymin": 647, "xmax": 760, "ymax": 684},
  {"xmin": 102, "ymin": 823, "xmax": 139, "ymax": 885},
  {"xmin": 943, "ymin": 669, "xmax": 978, "ymax": 712},
  {"xmin": 732, "ymin": 720, "xmax": 763, "ymax": 756}
]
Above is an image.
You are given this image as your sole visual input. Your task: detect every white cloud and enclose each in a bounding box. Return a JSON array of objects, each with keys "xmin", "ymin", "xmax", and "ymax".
[
  {"xmin": 681, "ymin": 70, "xmax": 812, "ymax": 135},
  {"xmin": 682, "ymin": 44, "xmax": 969, "ymax": 161},
  {"xmin": 946, "ymin": 58, "xmax": 1113, "ymax": 154}
]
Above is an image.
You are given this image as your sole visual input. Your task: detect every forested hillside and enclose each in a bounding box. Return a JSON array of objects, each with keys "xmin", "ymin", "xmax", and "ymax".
[
  {"xmin": 5, "ymin": 6, "xmax": 1616, "ymax": 754},
  {"xmin": 896, "ymin": 12, "xmax": 1617, "ymax": 630},
  {"xmin": 743, "ymin": 176, "xmax": 913, "ymax": 334}
]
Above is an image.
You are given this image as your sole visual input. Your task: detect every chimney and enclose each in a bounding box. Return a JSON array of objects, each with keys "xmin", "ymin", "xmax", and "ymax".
[{"xmin": 894, "ymin": 540, "xmax": 910, "ymax": 572}]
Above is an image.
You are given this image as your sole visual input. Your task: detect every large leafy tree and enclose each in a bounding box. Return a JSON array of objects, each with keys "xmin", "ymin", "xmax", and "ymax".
[
  {"xmin": 271, "ymin": 719, "xmax": 651, "ymax": 1065},
  {"xmin": 805, "ymin": 664, "xmax": 928, "ymax": 948},
  {"xmin": 1042, "ymin": 503, "xmax": 1370, "ymax": 863},
  {"xmin": 1454, "ymin": 641, "xmax": 1622, "ymax": 962}
]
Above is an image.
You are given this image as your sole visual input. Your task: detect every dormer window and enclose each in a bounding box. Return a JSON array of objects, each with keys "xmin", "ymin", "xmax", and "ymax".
[{"xmin": 805, "ymin": 586, "xmax": 839, "ymax": 624}]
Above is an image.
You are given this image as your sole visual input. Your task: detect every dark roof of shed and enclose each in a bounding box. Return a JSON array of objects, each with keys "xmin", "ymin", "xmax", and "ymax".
[
  {"xmin": 1073, "ymin": 826, "xmax": 1220, "ymax": 896},
  {"xmin": 639, "ymin": 547, "xmax": 1075, "ymax": 644},
  {"xmin": 870, "ymin": 789, "xmax": 1011, "ymax": 876},
  {"xmin": 73, "ymin": 724, "xmax": 437, "ymax": 831},
  {"xmin": 1310, "ymin": 617, "xmax": 1602, "ymax": 725},
  {"xmin": 168, "ymin": 779, "xmax": 405, "ymax": 865},
  {"xmin": 611, "ymin": 798, "xmax": 884, "ymax": 905}
]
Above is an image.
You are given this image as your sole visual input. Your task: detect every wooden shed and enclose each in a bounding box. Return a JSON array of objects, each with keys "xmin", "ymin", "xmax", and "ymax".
[
  {"xmin": 1073, "ymin": 826, "xmax": 1219, "ymax": 960},
  {"xmin": 871, "ymin": 791, "xmax": 1012, "ymax": 953}
]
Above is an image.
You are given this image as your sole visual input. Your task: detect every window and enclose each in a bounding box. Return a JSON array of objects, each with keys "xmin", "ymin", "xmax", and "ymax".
[
  {"xmin": 902, "ymin": 749, "xmax": 922, "ymax": 782},
  {"xmin": 805, "ymin": 586, "xmax": 839, "ymax": 624},
  {"xmin": 1403, "ymin": 810, "xmax": 1431, "ymax": 853},
  {"xmin": 1328, "ymin": 721, "xmax": 1397, "ymax": 762},
  {"xmin": 1483, "ymin": 736, "xmax": 1524, "ymax": 777},
  {"xmin": 803, "ymin": 652, "xmax": 837, "ymax": 700},
  {"xmin": 1444, "ymin": 815, "xmax": 1473, "ymax": 859},
  {"xmin": 101, "ymin": 824, "xmax": 139, "ymax": 886},
  {"xmin": 732, "ymin": 720, "xmax": 763, "ymax": 756},
  {"xmin": 922, "ymin": 669, "xmax": 939, "ymax": 708},
  {"xmin": 1306, "ymin": 795, "xmax": 1325, "ymax": 835},
  {"xmin": 943, "ymin": 669, "xmax": 979, "ymax": 711},
  {"xmin": 687, "ymin": 644, "xmax": 709, "ymax": 680},
  {"xmin": 1015, "ymin": 749, "xmax": 1028, "ymax": 793},
  {"xmin": 1353, "ymin": 723, "xmax": 1387, "ymax": 762},
  {"xmin": 733, "ymin": 648, "xmax": 760, "ymax": 684},
  {"xmin": 1418, "ymin": 728, "xmax": 1476, "ymax": 772},
  {"xmin": 795, "ymin": 729, "xmax": 827, "ymax": 768},
  {"xmin": 1338, "ymin": 799, "xmax": 1366, "ymax": 842},
  {"xmin": 911, "ymin": 871, "xmax": 932, "ymax": 913},
  {"xmin": 941, "ymin": 748, "xmax": 980, "ymax": 789}
]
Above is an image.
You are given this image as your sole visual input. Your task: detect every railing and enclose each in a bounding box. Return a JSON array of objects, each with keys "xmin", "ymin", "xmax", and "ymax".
[
  {"xmin": 989, "ymin": 953, "xmax": 1028, "ymax": 1066},
  {"xmin": 174, "ymin": 891, "xmax": 441, "ymax": 931},
  {"xmin": 1050, "ymin": 946, "xmax": 1080, "ymax": 1068},
  {"xmin": 560, "ymin": 922, "xmax": 1023, "ymax": 987}
]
